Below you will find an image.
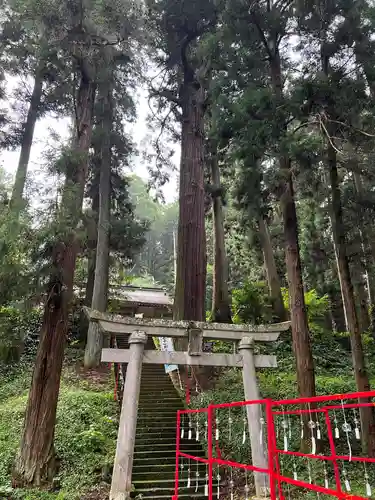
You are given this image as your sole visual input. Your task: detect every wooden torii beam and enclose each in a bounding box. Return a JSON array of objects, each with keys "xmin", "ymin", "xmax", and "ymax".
[{"xmin": 85, "ymin": 308, "xmax": 291, "ymax": 500}]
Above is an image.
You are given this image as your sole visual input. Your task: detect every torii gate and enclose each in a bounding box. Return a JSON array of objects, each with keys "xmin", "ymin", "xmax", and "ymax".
[{"xmin": 85, "ymin": 309, "xmax": 290, "ymax": 500}]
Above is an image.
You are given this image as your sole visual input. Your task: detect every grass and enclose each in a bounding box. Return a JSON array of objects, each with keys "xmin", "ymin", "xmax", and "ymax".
[{"xmin": 0, "ymin": 350, "xmax": 118, "ymax": 500}]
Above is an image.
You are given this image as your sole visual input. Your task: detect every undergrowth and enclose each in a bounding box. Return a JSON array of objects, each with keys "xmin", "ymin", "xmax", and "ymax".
[{"xmin": 0, "ymin": 351, "xmax": 117, "ymax": 500}]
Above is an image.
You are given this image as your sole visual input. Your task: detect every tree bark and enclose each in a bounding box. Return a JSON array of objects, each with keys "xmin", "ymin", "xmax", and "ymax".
[
  {"xmin": 11, "ymin": 66, "xmax": 44, "ymax": 210},
  {"xmin": 84, "ymin": 77, "xmax": 112, "ymax": 368},
  {"xmin": 269, "ymin": 48, "xmax": 316, "ymax": 399},
  {"xmin": 210, "ymin": 144, "xmax": 231, "ymax": 323},
  {"xmin": 174, "ymin": 77, "xmax": 206, "ymax": 322},
  {"xmin": 352, "ymin": 170, "xmax": 375, "ymax": 332},
  {"xmin": 13, "ymin": 66, "xmax": 96, "ymax": 486},
  {"xmin": 79, "ymin": 173, "xmax": 99, "ymax": 342},
  {"xmin": 328, "ymin": 144, "xmax": 375, "ymax": 456},
  {"xmin": 258, "ymin": 216, "xmax": 287, "ymax": 322}
]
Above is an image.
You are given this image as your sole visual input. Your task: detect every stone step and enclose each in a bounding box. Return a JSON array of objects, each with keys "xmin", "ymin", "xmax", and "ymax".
[
  {"xmin": 137, "ymin": 416, "xmax": 178, "ymax": 422},
  {"xmin": 133, "ymin": 486, "xmax": 208, "ymax": 497},
  {"xmin": 136, "ymin": 443, "xmax": 203, "ymax": 453},
  {"xmin": 136, "ymin": 429, "xmax": 177, "ymax": 438},
  {"xmin": 131, "ymin": 494, "xmax": 207, "ymax": 499},
  {"xmin": 133, "ymin": 453, "xmax": 177, "ymax": 463}
]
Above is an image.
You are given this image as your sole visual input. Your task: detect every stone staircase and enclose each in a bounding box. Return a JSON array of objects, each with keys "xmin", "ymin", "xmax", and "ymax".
[{"xmin": 117, "ymin": 336, "xmax": 207, "ymax": 499}]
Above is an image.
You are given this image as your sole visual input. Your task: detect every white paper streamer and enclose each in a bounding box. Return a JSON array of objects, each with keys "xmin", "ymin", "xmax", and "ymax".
[
  {"xmin": 311, "ymin": 436, "xmax": 316, "ymax": 455},
  {"xmin": 366, "ymin": 482, "xmax": 372, "ymax": 497},
  {"xmin": 345, "ymin": 480, "xmax": 351, "ymax": 492},
  {"xmin": 355, "ymin": 427, "xmax": 360, "ymax": 440},
  {"xmin": 188, "ymin": 429, "xmax": 192, "ymax": 440},
  {"xmin": 284, "ymin": 435, "xmax": 288, "ymax": 451}
]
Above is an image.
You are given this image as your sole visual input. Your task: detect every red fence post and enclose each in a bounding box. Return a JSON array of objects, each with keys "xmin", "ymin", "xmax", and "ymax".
[
  {"xmin": 207, "ymin": 404, "xmax": 213, "ymax": 500},
  {"xmin": 324, "ymin": 408, "xmax": 343, "ymax": 498},
  {"xmin": 173, "ymin": 410, "xmax": 181, "ymax": 500},
  {"xmin": 266, "ymin": 399, "xmax": 277, "ymax": 500}
]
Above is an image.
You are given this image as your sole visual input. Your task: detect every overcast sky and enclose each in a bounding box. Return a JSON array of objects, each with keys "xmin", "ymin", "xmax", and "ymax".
[{"xmin": 0, "ymin": 81, "xmax": 179, "ymax": 204}]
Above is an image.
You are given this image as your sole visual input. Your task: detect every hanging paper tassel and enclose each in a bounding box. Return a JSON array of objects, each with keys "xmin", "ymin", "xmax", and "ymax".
[
  {"xmin": 215, "ymin": 417, "xmax": 219, "ymax": 441},
  {"xmin": 293, "ymin": 464, "xmax": 298, "ymax": 481},
  {"xmin": 333, "ymin": 411, "xmax": 339, "ymax": 439},
  {"xmin": 311, "ymin": 436, "xmax": 316, "ymax": 455},
  {"xmin": 324, "ymin": 465, "xmax": 329, "ymax": 490},
  {"xmin": 343, "ymin": 469, "xmax": 351, "ymax": 492},
  {"xmin": 187, "ymin": 466, "xmax": 191, "ymax": 488},
  {"xmin": 205, "ymin": 484, "xmax": 208, "ymax": 496},
  {"xmin": 244, "ymin": 483, "xmax": 250, "ymax": 500},
  {"xmin": 317, "ymin": 421, "xmax": 321, "ymax": 440},
  {"xmin": 355, "ymin": 427, "xmax": 361, "ymax": 440},
  {"xmin": 188, "ymin": 428, "xmax": 192, "ymax": 440},
  {"xmin": 366, "ymin": 482, "xmax": 372, "ymax": 497},
  {"xmin": 216, "ymin": 473, "xmax": 220, "ymax": 499},
  {"xmin": 228, "ymin": 410, "xmax": 233, "ymax": 442},
  {"xmin": 284, "ymin": 434, "xmax": 288, "ymax": 451},
  {"xmin": 242, "ymin": 417, "xmax": 247, "ymax": 444}
]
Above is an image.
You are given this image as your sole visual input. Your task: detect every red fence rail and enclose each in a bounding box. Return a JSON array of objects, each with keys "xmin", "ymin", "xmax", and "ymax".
[{"xmin": 173, "ymin": 391, "xmax": 375, "ymax": 500}]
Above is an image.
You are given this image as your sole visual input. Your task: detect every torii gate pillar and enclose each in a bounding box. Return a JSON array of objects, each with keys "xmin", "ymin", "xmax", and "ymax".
[
  {"xmin": 110, "ymin": 331, "xmax": 147, "ymax": 500},
  {"xmin": 239, "ymin": 336, "xmax": 269, "ymax": 497}
]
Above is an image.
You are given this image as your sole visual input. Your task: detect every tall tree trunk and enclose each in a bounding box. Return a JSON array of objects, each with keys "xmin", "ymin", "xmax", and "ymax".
[
  {"xmin": 327, "ymin": 266, "xmax": 346, "ymax": 332},
  {"xmin": 174, "ymin": 78, "xmax": 206, "ymax": 322},
  {"xmin": 11, "ymin": 67, "xmax": 44, "ymax": 210},
  {"xmin": 173, "ymin": 71, "xmax": 207, "ymax": 390},
  {"xmin": 210, "ymin": 143, "xmax": 231, "ymax": 323},
  {"xmin": 280, "ymin": 167, "xmax": 316, "ymax": 399},
  {"xmin": 84, "ymin": 77, "xmax": 112, "ymax": 368},
  {"xmin": 258, "ymin": 216, "xmax": 287, "ymax": 322},
  {"xmin": 269, "ymin": 49, "xmax": 316, "ymax": 399},
  {"xmin": 13, "ymin": 66, "xmax": 96, "ymax": 486},
  {"xmin": 352, "ymin": 170, "xmax": 375, "ymax": 332},
  {"xmin": 79, "ymin": 182, "xmax": 99, "ymax": 342},
  {"xmin": 351, "ymin": 252, "xmax": 370, "ymax": 332},
  {"xmin": 328, "ymin": 144, "xmax": 375, "ymax": 455}
]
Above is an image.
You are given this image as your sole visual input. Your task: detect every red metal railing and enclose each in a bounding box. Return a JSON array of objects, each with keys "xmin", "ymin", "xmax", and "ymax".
[{"xmin": 173, "ymin": 391, "xmax": 375, "ymax": 500}]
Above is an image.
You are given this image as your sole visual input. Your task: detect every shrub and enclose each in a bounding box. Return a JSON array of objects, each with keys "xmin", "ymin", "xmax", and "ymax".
[
  {"xmin": 232, "ymin": 280, "xmax": 273, "ymax": 325},
  {"xmin": 0, "ymin": 307, "xmax": 41, "ymax": 364}
]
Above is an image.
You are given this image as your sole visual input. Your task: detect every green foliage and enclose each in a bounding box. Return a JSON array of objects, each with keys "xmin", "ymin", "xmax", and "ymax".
[
  {"xmin": 232, "ymin": 280, "xmax": 273, "ymax": 325},
  {"xmin": 0, "ymin": 307, "xmax": 41, "ymax": 364},
  {"xmin": 282, "ymin": 288, "xmax": 330, "ymax": 325},
  {"xmin": 128, "ymin": 176, "xmax": 178, "ymax": 289},
  {"xmin": 0, "ymin": 359, "xmax": 117, "ymax": 499}
]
